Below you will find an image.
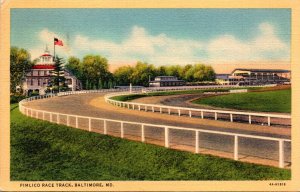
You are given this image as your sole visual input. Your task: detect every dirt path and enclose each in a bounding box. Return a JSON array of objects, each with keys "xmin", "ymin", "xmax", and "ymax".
[
  {"xmin": 24, "ymin": 93, "xmax": 290, "ymax": 138},
  {"xmin": 23, "ymin": 93, "xmax": 291, "ymax": 167}
]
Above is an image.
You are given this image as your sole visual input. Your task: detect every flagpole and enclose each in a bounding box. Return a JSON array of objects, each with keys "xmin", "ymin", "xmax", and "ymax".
[{"xmin": 53, "ymin": 37, "xmax": 56, "ymax": 61}]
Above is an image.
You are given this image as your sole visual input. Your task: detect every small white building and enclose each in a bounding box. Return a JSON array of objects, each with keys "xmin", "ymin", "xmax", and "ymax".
[
  {"xmin": 149, "ymin": 76, "xmax": 185, "ymax": 87},
  {"xmin": 23, "ymin": 46, "xmax": 82, "ymax": 95}
]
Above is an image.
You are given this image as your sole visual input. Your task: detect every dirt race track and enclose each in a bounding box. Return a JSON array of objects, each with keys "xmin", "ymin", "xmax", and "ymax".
[{"xmin": 23, "ymin": 92, "xmax": 291, "ymax": 168}]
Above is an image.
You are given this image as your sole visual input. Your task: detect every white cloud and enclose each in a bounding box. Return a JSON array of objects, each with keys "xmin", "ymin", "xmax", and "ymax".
[
  {"xmin": 206, "ymin": 22, "xmax": 289, "ymax": 63},
  {"xmin": 29, "ymin": 28, "xmax": 73, "ymax": 60},
  {"xmin": 30, "ymin": 23, "xmax": 289, "ymax": 65},
  {"xmin": 73, "ymin": 25, "xmax": 204, "ymax": 65}
]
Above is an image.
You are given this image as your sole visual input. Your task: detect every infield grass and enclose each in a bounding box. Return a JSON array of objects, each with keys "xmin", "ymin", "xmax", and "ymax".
[
  {"xmin": 11, "ymin": 104, "xmax": 290, "ymax": 180},
  {"xmin": 111, "ymin": 87, "xmax": 264, "ymax": 102},
  {"xmin": 192, "ymin": 89, "xmax": 291, "ymax": 113}
]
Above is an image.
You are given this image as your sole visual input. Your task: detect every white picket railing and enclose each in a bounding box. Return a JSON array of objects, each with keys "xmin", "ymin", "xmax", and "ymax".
[
  {"xmin": 18, "ymin": 89, "xmax": 291, "ymax": 168},
  {"xmin": 104, "ymin": 89, "xmax": 291, "ymax": 127}
]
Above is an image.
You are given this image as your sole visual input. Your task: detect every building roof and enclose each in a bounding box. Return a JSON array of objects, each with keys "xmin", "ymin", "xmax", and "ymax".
[
  {"xmin": 41, "ymin": 53, "xmax": 52, "ymax": 57},
  {"xmin": 232, "ymin": 68, "xmax": 290, "ymax": 74},
  {"xmin": 32, "ymin": 65, "xmax": 55, "ymax": 69},
  {"xmin": 155, "ymin": 76, "xmax": 176, "ymax": 78},
  {"xmin": 150, "ymin": 80, "xmax": 184, "ymax": 83}
]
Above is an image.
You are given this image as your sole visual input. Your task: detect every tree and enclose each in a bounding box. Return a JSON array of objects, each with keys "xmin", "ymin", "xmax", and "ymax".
[
  {"xmin": 81, "ymin": 54, "xmax": 109, "ymax": 89},
  {"xmin": 130, "ymin": 62, "xmax": 157, "ymax": 86},
  {"xmin": 113, "ymin": 65, "xmax": 134, "ymax": 86},
  {"xmin": 65, "ymin": 56, "xmax": 81, "ymax": 77},
  {"xmin": 10, "ymin": 46, "xmax": 33, "ymax": 94},
  {"xmin": 50, "ymin": 56, "xmax": 67, "ymax": 92}
]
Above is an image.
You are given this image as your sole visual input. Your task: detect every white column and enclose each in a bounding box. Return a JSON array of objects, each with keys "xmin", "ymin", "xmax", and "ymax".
[
  {"xmin": 189, "ymin": 111, "xmax": 192, "ymax": 117},
  {"xmin": 201, "ymin": 111, "xmax": 204, "ymax": 119},
  {"xmin": 234, "ymin": 135, "xmax": 239, "ymax": 160},
  {"xmin": 88, "ymin": 118, "xmax": 92, "ymax": 132},
  {"xmin": 165, "ymin": 127, "xmax": 169, "ymax": 148},
  {"xmin": 168, "ymin": 108, "xmax": 171, "ymax": 115},
  {"xmin": 67, "ymin": 115, "xmax": 69, "ymax": 126},
  {"xmin": 129, "ymin": 83, "xmax": 132, "ymax": 93},
  {"xmin": 160, "ymin": 108, "xmax": 162, "ymax": 113},
  {"xmin": 104, "ymin": 120, "xmax": 107, "ymax": 134},
  {"xmin": 76, "ymin": 116, "xmax": 78, "ymax": 128},
  {"xmin": 215, "ymin": 112, "xmax": 217, "ymax": 120},
  {"xmin": 249, "ymin": 115, "xmax": 251, "ymax": 124},
  {"xmin": 141, "ymin": 124, "xmax": 145, "ymax": 142},
  {"xmin": 279, "ymin": 140, "xmax": 285, "ymax": 168},
  {"xmin": 195, "ymin": 131, "xmax": 199, "ymax": 153},
  {"xmin": 178, "ymin": 109, "xmax": 181, "ymax": 116},
  {"xmin": 268, "ymin": 116, "xmax": 271, "ymax": 126},
  {"xmin": 57, "ymin": 114, "xmax": 60, "ymax": 124},
  {"xmin": 152, "ymin": 106, "xmax": 154, "ymax": 112},
  {"xmin": 121, "ymin": 122, "xmax": 124, "ymax": 138},
  {"xmin": 230, "ymin": 114, "xmax": 233, "ymax": 122}
]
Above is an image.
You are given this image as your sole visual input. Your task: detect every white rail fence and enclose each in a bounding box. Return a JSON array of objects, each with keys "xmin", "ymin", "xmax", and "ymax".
[
  {"xmin": 104, "ymin": 91, "xmax": 291, "ymax": 127},
  {"xmin": 19, "ymin": 89, "xmax": 291, "ymax": 168}
]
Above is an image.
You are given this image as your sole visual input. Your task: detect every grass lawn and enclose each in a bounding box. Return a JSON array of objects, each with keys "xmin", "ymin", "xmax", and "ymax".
[
  {"xmin": 11, "ymin": 104, "xmax": 290, "ymax": 181},
  {"xmin": 192, "ymin": 89, "xmax": 291, "ymax": 113}
]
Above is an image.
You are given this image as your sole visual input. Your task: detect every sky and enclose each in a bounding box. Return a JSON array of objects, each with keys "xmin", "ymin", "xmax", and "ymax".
[{"xmin": 11, "ymin": 9, "xmax": 291, "ymax": 68}]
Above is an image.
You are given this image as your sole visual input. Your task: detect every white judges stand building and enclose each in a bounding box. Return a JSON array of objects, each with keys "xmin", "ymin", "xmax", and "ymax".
[{"xmin": 23, "ymin": 46, "xmax": 82, "ymax": 95}]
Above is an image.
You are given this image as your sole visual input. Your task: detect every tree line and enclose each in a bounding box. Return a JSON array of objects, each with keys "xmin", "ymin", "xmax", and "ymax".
[
  {"xmin": 10, "ymin": 46, "xmax": 216, "ymax": 94},
  {"xmin": 114, "ymin": 62, "xmax": 215, "ymax": 86}
]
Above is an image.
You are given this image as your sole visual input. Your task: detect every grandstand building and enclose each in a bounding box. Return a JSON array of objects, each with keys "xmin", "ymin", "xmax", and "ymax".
[{"xmin": 216, "ymin": 68, "xmax": 291, "ymax": 85}]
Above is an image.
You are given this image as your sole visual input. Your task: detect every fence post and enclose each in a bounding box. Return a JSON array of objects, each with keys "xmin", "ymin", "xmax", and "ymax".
[
  {"xmin": 138, "ymin": 105, "xmax": 141, "ymax": 111},
  {"xmin": 76, "ymin": 116, "xmax": 78, "ymax": 128},
  {"xmin": 230, "ymin": 113, "xmax": 233, "ymax": 122},
  {"xmin": 57, "ymin": 114, "xmax": 60, "ymax": 124},
  {"xmin": 279, "ymin": 140, "xmax": 285, "ymax": 168},
  {"xmin": 201, "ymin": 111, "xmax": 204, "ymax": 119},
  {"xmin": 178, "ymin": 109, "xmax": 181, "ymax": 116},
  {"xmin": 88, "ymin": 117, "xmax": 92, "ymax": 132},
  {"xmin": 67, "ymin": 115, "xmax": 69, "ymax": 126},
  {"xmin": 165, "ymin": 127, "xmax": 169, "ymax": 148},
  {"xmin": 160, "ymin": 107, "xmax": 162, "ymax": 113},
  {"xmin": 249, "ymin": 115, "xmax": 251, "ymax": 124},
  {"xmin": 234, "ymin": 135, "xmax": 239, "ymax": 160},
  {"xmin": 189, "ymin": 111, "xmax": 192, "ymax": 117},
  {"xmin": 152, "ymin": 106, "xmax": 154, "ymax": 112},
  {"xmin": 121, "ymin": 122, "xmax": 124, "ymax": 138},
  {"xmin": 268, "ymin": 116, "xmax": 271, "ymax": 126},
  {"xmin": 133, "ymin": 105, "xmax": 135, "ymax": 110},
  {"xmin": 168, "ymin": 108, "xmax": 171, "ymax": 115},
  {"xmin": 104, "ymin": 120, "xmax": 107, "ymax": 134},
  {"xmin": 215, "ymin": 112, "xmax": 217, "ymax": 120},
  {"xmin": 141, "ymin": 124, "xmax": 145, "ymax": 142},
  {"xmin": 195, "ymin": 131, "xmax": 199, "ymax": 153}
]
